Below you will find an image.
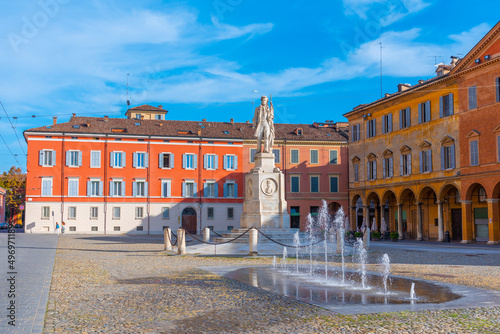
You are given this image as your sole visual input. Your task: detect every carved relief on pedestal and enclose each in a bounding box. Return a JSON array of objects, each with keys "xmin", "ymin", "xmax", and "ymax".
[
  {"xmin": 261, "ymin": 178, "xmax": 277, "ymax": 196},
  {"xmin": 247, "ymin": 179, "xmax": 253, "ymax": 197}
]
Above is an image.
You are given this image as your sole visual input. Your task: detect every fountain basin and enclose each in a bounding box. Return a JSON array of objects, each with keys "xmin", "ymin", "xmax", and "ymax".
[{"xmin": 204, "ymin": 265, "xmax": 500, "ymax": 314}]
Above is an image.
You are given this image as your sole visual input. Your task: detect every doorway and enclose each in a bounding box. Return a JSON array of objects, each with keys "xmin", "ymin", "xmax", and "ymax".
[
  {"xmin": 182, "ymin": 207, "xmax": 197, "ymax": 234},
  {"xmin": 451, "ymin": 208, "xmax": 462, "ymax": 241}
]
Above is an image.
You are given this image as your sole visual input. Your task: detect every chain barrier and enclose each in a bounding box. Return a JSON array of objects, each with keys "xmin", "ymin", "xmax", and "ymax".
[
  {"xmin": 180, "ymin": 227, "xmax": 253, "ymax": 245},
  {"xmin": 255, "ymin": 228, "xmax": 325, "ymax": 249},
  {"xmin": 210, "ymin": 230, "xmax": 224, "ymax": 237},
  {"xmin": 166, "ymin": 230, "xmax": 178, "ymax": 246}
]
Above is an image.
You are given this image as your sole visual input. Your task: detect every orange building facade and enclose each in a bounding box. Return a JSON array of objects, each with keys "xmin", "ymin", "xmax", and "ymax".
[{"xmin": 24, "ymin": 111, "xmax": 348, "ymax": 234}]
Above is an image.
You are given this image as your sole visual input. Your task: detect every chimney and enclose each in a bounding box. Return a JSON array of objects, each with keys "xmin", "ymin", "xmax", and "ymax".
[
  {"xmin": 397, "ymin": 83, "xmax": 411, "ymax": 92},
  {"xmin": 53, "ymin": 116, "xmax": 57, "ymax": 125},
  {"xmin": 159, "ymin": 123, "xmax": 163, "ymax": 127},
  {"xmin": 86, "ymin": 123, "xmax": 91, "ymax": 128},
  {"xmin": 246, "ymin": 120, "xmax": 250, "ymax": 124},
  {"xmin": 141, "ymin": 115, "xmax": 144, "ymax": 120},
  {"xmin": 72, "ymin": 113, "xmax": 76, "ymax": 118},
  {"xmin": 202, "ymin": 118, "xmax": 207, "ymax": 122},
  {"xmin": 230, "ymin": 118, "xmax": 234, "ymax": 125},
  {"xmin": 158, "ymin": 105, "xmax": 163, "ymax": 109},
  {"xmin": 418, "ymin": 79, "xmax": 425, "ymax": 84},
  {"xmin": 384, "ymin": 93, "xmax": 391, "ymax": 98},
  {"xmin": 450, "ymin": 56, "xmax": 459, "ymax": 68},
  {"xmin": 197, "ymin": 129, "xmax": 202, "ymax": 136},
  {"xmin": 104, "ymin": 116, "xmax": 109, "ymax": 122}
]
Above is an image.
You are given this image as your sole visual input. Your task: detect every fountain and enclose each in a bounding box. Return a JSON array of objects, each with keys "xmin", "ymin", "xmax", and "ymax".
[
  {"xmin": 281, "ymin": 247, "xmax": 288, "ymax": 271},
  {"xmin": 272, "ymin": 256, "xmax": 277, "ymax": 269},
  {"xmin": 318, "ymin": 200, "xmax": 330, "ymax": 281},
  {"xmin": 305, "ymin": 213, "xmax": 314, "ymax": 275},
  {"xmin": 293, "ymin": 231, "xmax": 300, "ymax": 274},
  {"xmin": 410, "ymin": 282, "xmax": 416, "ymax": 300},
  {"xmin": 355, "ymin": 238, "xmax": 368, "ymax": 289},
  {"xmin": 381, "ymin": 253, "xmax": 391, "ymax": 295}
]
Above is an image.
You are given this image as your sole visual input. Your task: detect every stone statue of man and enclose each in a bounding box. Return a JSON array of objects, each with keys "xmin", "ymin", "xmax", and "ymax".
[{"xmin": 252, "ymin": 95, "xmax": 275, "ymax": 153}]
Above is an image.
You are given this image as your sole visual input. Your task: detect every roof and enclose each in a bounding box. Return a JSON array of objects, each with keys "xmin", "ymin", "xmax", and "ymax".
[
  {"xmin": 24, "ymin": 117, "xmax": 348, "ymax": 142},
  {"xmin": 128, "ymin": 104, "xmax": 166, "ymax": 112}
]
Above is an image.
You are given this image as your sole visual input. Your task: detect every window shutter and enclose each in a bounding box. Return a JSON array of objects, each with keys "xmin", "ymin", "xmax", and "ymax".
[
  {"xmin": 234, "ymin": 156, "xmax": 238, "ymax": 170},
  {"xmin": 356, "ymin": 124, "xmax": 360, "ymax": 140},
  {"xmin": 171, "ymin": 154, "xmax": 174, "ymax": 168},
  {"xmin": 389, "ymin": 157, "xmax": 393, "ymax": 177},
  {"xmin": 388, "ymin": 114, "xmax": 393, "ymax": 132},
  {"xmin": 418, "ymin": 103, "xmax": 422, "ymax": 124},
  {"xmin": 132, "ymin": 182, "xmax": 137, "ymax": 197},
  {"xmin": 78, "ymin": 151, "xmax": 82, "ymax": 167},
  {"xmin": 193, "ymin": 155, "xmax": 197, "ymax": 169},
  {"xmin": 425, "ymin": 101, "xmax": 431, "ymax": 122},
  {"xmin": 110, "ymin": 181, "xmax": 114, "ymax": 196},
  {"xmin": 407, "ymin": 154, "xmax": 411, "ymax": 174},
  {"xmin": 39, "ymin": 150, "xmax": 44, "ymax": 166},
  {"xmin": 203, "ymin": 183, "xmax": 208, "ymax": 197},
  {"xmin": 234, "ymin": 183, "xmax": 238, "ymax": 197},
  {"xmin": 214, "ymin": 155, "xmax": 218, "ymax": 169},
  {"xmin": 441, "ymin": 147, "xmax": 445, "ymax": 170},
  {"xmin": 497, "ymin": 77, "xmax": 500, "ymax": 102},
  {"xmin": 182, "ymin": 154, "xmax": 186, "ymax": 169},
  {"xmin": 351, "ymin": 125, "xmax": 355, "ymax": 142},
  {"xmin": 121, "ymin": 182, "xmax": 125, "ymax": 196},
  {"xmin": 449, "ymin": 93, "xmax": 454, "ymax": 115},
  {"xmin": 159, "ymin": 153, "xmax": 163, "ymax": 168},
  {"xmin": 110, "ymin": 152, "xmax": 115, "ymax": 167},
  {"xmin": 133, "ymin": 153, "xmax": 137, "ymax": 168},
  {"xmin": 167, "ymin": 182, "xmax": 171, "ymax": 197},
  {"xmin": 367, "ymin": 161, "xmax": 371, "ymax": 180},
  {"xmin": 182, "ymin": 182, "xmax": 186, "ymax": 197},
  {"xmin": 144, "ymin": 182, "xmax": 148, "ymax": 196},
  {"xmin": 382, "ymin": 116, "xmax": 386, "ymax": 133},
  {"xmin": 419, "ymin": 151, "xmax": 423, "ymax": 173},
  {"xmin": 214, "ymin": 183, "xmax": 218, "ymax": 197},
  {"xmin": 439, "ymin": 96, "xmax": 444, "ymax": 118},
  {"xmin": 427, "ymin": 150, "xmax": 432, "ymax": 172},
  {"xmin": 161, "ymin": 182, "xmax": 166, "ymax": 197},
  {"xmin": 203, "ymin": 155, "xmax": 207, "ymax": 169},
  {"xmin": 223, "ymin": 183, "xmax": 228, "ymax": 197},
  {"xmin": 406, "ymin": 108, "xmax": 411, "ymax": 127},
  {"xmin": 144, "ymin": 154, "xmax": 149, "ymax": 168},
  {"xmin": 331, "ymin": 177, "xmax": 338, "ymax": 192},
  {"xmin": 400, "ymin": 156, "xmax": 404, "ymax": 176},
  {"xmin": 450, "ymin": 145, "xmax": 455, "ymax": 169},
  {"xmin": 399, "ymin": 109, "xmax": 403, "ymax": 129},
  {"xmin": 366, "ymin": 122, "xmax": 370, "ymax": 138},
  {"xmin": 382, "ymin": 158, "xmax": 386, "ymax": 178},
  {"xmin": 193, "ymin": 182, "xmax": 198, "ymax": 197},
  {"xmin": 87, "ymin": 181, "xmax": 91, "ymax": 196},
  {"xmin": 372, "ymin": 119, "xmax": 376, "ymax": 136},
  {"xmin": 99, "ymin": 181, "xmax": 103, "ymax": 196},
  {"xmin": 52, "ymin": 150, "xmax": 56, "ymax": 166},
  {"xmin": 373, "ymin": 161, "xmax": 377, "ymax": 179},
  {"xmin": 66, "ymin": 151, "xmax": 71, "ymax": 166},
  {"xmin": 121, "ymin": 152, "xmax": 126, "ymax": 167},
  {"xmin": 223, "ymin": 155, "xmax": 227, "ymax": 170}
]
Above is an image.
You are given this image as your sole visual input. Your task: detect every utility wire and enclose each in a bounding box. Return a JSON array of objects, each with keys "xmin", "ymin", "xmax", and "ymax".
[
  {"xmin": 0, "ymin": 101, "xmax": 27, "ymax": 157},
  {"xmin": 0, "ymin": 132, "xmax": 22, "ymax": 169}
]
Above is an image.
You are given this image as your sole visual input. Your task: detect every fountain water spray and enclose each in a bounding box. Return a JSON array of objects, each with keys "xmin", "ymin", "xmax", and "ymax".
[
  {"xmin": 333, "ymin": 207, "xmax": 346, "ymax": 284},
  {"xmin": 355, "ymin": 238, "xmax": 367, "ymax": 289},
  {"xmin": 293, "ymin": 231, "xmax": 300, "ymax": 274},
  {"xmin": 381, "ymin": 254, "xmax": 390, "ymax": 295},
  {"xmin": 272, "ymin": 256, "xmax": 277, "ymax": 269},
  {"xmin": 410, "ymin": 283, "xmax": 416, "ymax": 299},
  {"xmin": 282, "ymin": 247, "xmax": 288, "ymax": 271},
  {"xmin": 305, "ymin": 214, "xmax": 314, "ymax": 275},
  {"xmin": 318, "ymin": 200, "xmax": 330, "ymax": 281}
]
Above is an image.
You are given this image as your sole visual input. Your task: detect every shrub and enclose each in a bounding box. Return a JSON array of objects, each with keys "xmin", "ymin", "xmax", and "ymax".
[
  {"xmin": 390, "ymin": 232, "xmax": 399, "ymax": 239},
  {"xmin": 371, "ymin": 231, "xmax": 381, "ymax": 239}
]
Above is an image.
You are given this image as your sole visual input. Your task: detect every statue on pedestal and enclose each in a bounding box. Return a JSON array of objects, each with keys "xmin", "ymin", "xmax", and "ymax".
[{"xmin": 252, "ymin": 96, "xmax": 275, "ymax": 153}]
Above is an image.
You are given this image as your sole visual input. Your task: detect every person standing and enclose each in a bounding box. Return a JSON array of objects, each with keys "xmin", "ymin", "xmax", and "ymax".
[
  {"xmin": 55, "ymin": 222, "xmax": 60, "ymax": 235},
  {"xmin": 61, "ymin": 222, "xmax": 66, "ymax": 235}
]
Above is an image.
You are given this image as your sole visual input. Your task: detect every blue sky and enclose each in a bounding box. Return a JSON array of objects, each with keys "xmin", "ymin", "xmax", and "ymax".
[{"xmin": 0, "ymin": 0, "xmax": 499, "ymax": 172}]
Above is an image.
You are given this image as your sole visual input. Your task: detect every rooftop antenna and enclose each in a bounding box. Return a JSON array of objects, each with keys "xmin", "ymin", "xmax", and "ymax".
[
  {"xmin": 378, "ymin": 42, "xmax": 383, "ymax": 98},
  {"xmin": 428, "ymin": 56, "xmax": 443, "ymax": 65},
  {"xmin": 126, "ymin": 73, "xmax": 131, "ymax": 106}
]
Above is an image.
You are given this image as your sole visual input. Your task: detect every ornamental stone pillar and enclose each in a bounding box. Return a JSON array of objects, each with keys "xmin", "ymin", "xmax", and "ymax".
[
  {"xmin": 437, "ymin": 201, "xmax": 444, "ymax": 242},
  {"xmin": 177, "ymin": 229, "xmax": 186, "ymax": 255},
  {"xmin": 461, "ymin": 200, "xmax": 473, "ymax": 244},
  {"xmin": 397, "ymin": 204, "xmax": 403, "ymax": 240},
  {"xmin": 487, "ymin": 199, "xmax": 500, "ymax": 245},
  {"xmin": 164, "ymin": 227, "xmax": 172, "ymax": 251},
  {"xmin": 416, "ymin": 202, "xmax": 423, "ymax": 241}
]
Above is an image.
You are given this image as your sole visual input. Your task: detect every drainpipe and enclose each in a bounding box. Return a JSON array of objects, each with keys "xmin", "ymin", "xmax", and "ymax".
[
  {"xmin": 104, "ymin": 134, "xmax": 108, "ymax": 234},
  {"xmin": 198, "ymin": 136, "xmax": 203, "ymax": 234},
  {"xmin": 147, "ymin": 136, "xmax": 151, "ymax": 235},
  {"xmin": 61, "ymin": 132, "xmax": 65, "ymax": 225}
]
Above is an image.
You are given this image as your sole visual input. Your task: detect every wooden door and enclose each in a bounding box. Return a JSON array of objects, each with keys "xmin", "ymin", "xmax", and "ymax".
[{"xmin": 451, "ymin": 209, "xmax": 462, "ymax": 241}]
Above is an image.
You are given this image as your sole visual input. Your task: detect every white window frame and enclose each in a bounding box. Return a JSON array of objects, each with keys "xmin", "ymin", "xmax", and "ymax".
[
  {"xmin": 134, "ymin": 152, "xmax": 147, "ymax": 169},
  {"xmin": 111, "ymin": 151, "xmax": 125, "ymax": 168},
  {"xmin": 89, "ymin": 179, "xmax": 102, "ymax": 197},
  {"xmin": 183, "ymin": 153, "xmax": 196, "ymax": 170},
  {"xmin": 41, "ymin": 177, "xmax": 53, "ymax": 196},
  {"xmin": 159, "ymin": 152, "xmax": 174, "ymax": 169},
  {"xmin": 161, "ymin": 179, "xmax": 172, "ymax": 198},
  {"xmin": 134, "ymin": 180, "xmax": 146, "ymax": 197},
  {"xmin": 329, "ymin": 150, "xmax": 338, "ymax": 164},
  {"xmin": 224, "ymin": 154, "xmax": 238, "ymax": 171},
  {"xmin": 90, "ymin": 151, "xmax": 101, "ymax": 168},
  {"xmin": 224, "ymin": 181, "xmax": 237, "ymax": 198},
  {"xmin": 135, "ymin": 207, "xmax": 144, "ymax": 219},
  {"xmin": 90, "ymin": 207, "xmax": 98, "ymax": 220},
  {"xmin": 162, "ymin": 207, "xmax": 170, "ymax": 219},
  {"xmin": 112, "ymin": 207, "xmax": 121, "ymax": 220},
  {"xmin": 68, "ymin": 206, "xmax": 77, "ymax": 220},
  {"xmin": 204, "ymin": 181, "xmax": 216, "ymax": 198},
  {"xmin": 68, "ymin": 178, "xmax": 79, "ymax": 197},
  {"xmin": 40, "ymin": 149, "xmax": 56, "ymax": 167},
  {"xmin": 66, "ymin": 150, "xmax": 81, "ymax": 167},
  {"xmin": 250, "ymin": 149, "xmax": 257, "ymax": 163},
  {"xmin": 41, "ymin": 206, "xmax": 50, "ymax": 220},
  {"xmin": 204, "ymin": 154, "xmax": 217, "ymax": 170},
  {"xmin": 183, "ymin": 181, "xmax": 196, "ymax": 198},
  {"xmin": 290, "ymin": 149, "xmax": 299, "ymax": 164},
  {"xmin": 111, "ymin": 179, "xmax": 124, "ymax": 197}
]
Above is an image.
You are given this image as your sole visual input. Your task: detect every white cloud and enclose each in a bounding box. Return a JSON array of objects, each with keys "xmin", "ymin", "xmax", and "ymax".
[{"xmin": 343, "ymin": 0, "xmax": 430, "ymax": 25}]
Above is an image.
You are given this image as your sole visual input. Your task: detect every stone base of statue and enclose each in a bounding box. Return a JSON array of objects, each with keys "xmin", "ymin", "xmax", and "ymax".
[{"xmin": 240, "ymin": 153, "xmax": 290, "ymax": 229}]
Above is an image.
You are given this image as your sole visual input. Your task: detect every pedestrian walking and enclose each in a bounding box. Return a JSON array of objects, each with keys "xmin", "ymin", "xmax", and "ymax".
[
  {"xmin": 55, "ymin": 222, "xmax": 60, "ymax": 235},
  {"xmin": 61, "ymin": 222, "xmax": 66, "ymax": 235}
]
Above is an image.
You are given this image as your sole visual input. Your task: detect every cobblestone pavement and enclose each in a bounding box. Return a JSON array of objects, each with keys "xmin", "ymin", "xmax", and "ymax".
[{"xmin": 43, "ymin": 236, "xmax": 500, "ymax": 333}]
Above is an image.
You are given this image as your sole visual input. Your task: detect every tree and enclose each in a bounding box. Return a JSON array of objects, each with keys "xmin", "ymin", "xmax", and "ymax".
[{"xmin": 0, "ymin": 166, "xmax": 26, "ymax": 222}]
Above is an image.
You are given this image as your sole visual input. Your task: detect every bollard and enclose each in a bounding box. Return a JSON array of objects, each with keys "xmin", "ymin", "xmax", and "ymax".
[
  {"xmin": 203, "ymin": 227, "xmax": 211, "ymax": 243},
  {"xmin": 363, "ymin": 227, "xmax": 371, "ymax": 250},
  {"xmin": 164, "ymin": 227, "xmax": 172, "ymax": 251},
  {"xmin": 336, "ymin": 231, "xmax": 342, "ymax": 254},
  {"xmin": 177, "ymin": 229, "xmax": 186, "ymax": 255},
  {"xmin": 249, "ymin": 228, "xmax": 258, "ymax": 256}
]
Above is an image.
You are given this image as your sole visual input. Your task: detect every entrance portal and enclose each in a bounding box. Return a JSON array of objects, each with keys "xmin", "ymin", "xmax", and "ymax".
[
  {"xmin": 451, "ymin": 209, "xmax": 462, "ymax": 241},
  {"xmin": 182, "ymin": 207, "xmax": 197, "ymax": 234}
]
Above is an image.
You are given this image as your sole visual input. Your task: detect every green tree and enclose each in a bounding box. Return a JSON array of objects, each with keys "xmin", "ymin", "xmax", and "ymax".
[{"xmin": 0, "ymin": 166, "xmax": 26, "ymax": 222}]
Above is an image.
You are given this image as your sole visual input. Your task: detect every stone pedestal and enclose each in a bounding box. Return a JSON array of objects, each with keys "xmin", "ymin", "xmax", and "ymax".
[{"xmin": 240, "ymin": 153, "xmax": 290, "ymax": 229}]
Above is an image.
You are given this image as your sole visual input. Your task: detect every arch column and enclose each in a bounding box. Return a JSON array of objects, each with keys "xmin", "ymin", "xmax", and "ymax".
[
  {"xmin": 363, "ymin": 205, "xmax": 369, "ymax": 227},
  {"xmin": 461, "ymin": 200, "xmax": 473, "ymax": 244},
  {"xmin": 437, "ymin": 201, "xmax": 444, "ymax": 242},
  {"xmin": 351, "ymin": 206, "xmax": 357, "ymax": 230},
  {"xmin": 487, "ymin": 199, "xmax": 500, "ymax": 245},
  {"xmin": 416, "ymin": 202, "xmax": 423, "ymax": 241},
  {"xmin": 397, "ymin": 203, "xmax": 403, "ymax": 240}
]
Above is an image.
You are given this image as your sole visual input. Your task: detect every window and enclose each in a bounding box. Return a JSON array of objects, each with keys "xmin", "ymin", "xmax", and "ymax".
[
  {"xmin": 112, "ymin": 207, "xmax": 121, "ymax": 220},
  {"xmin": 88, "ymin": 180, "xmax": 102, "ymax": 197},
  {"xmin": 250, "ymin": 149, "xmax": 257, "ymax": 163},
  {"xmin": 161, "ymin": 180, "xmax": 171, "ymax": 198},
  {"xmin": 382, "ymin": 157, "xmax": 393, "ymax": 178},
  {"xmin": 136, "ymin": 226, "xmax": 143, "ymax": 231},
  {"xmin": 158, "ymin": 153, "xmax": 174, "ymax": 169},
  {"xmin": 291, "ymin": 176, "xmax": 300, "ymax": 193},
  {"xmin": 39, "ymin": 150, "xmax": 56, "ymax": 167},
  {"xmin": 68, "ymin": 206, "xmax": 76, "ymax": 220},
  {"xmin": 223, "ymin": 155, "xmax": 238, "ymax": 170},
  {"xmin": 110, "ymin": 180, "xmax": 124, "ymax": 197},
  {"xmin": 91, "ymin": 226, "xmax": 98, "ymax": 231},
  {"xmin": 224, "ymin": 182, "xmax": 237, "ymax": 197},
  {"xmin": 204, "ymin": 154, "xmax": 217, "ymax": 170},
  {"xmin": 227, "ymin": 226, "xmax": 234, "ymax": 231},
  {"xmin": 367, "ymin": 160, "xmax": 377, "ymax": 180},
  {"xmin": 470, "ymin": 140, "xmax": 479, "ymax": 166},
  {"xmin": 400, "ymin": 153, "xmax": 412, "ymax": 176},
  {"xmin": 114, "ymin": 226, "xmax": 121, "ymax": 231},
  {"xmin": 42, "ymin": 206, "xmax": 50, "ymax": 219},
  {"xmin": 182, "ymin": 181, "xmax": 197, "ymax": 197},
  {"xmin": 42, "ymin": 178, "xmax": 53, "ymax": 196},
  {"xmin": 162, "ymin": 207, "xmax": 170, "ymax": 219},
  {"xmin": 441, "ymin": 145, "xmax": 456, "ymax": 170},
  {"xmin": 90, "ymin": 151, "xmax": 101, "ymax": 168},
  {"xmin": 468, "ymin": 86, "xmax": 477, "ymax": 110},
  {"xmin": 310, "ymin": 206, "xmax": 319, "ymax": 217},
  {"xmin": 207, "ymin": 207, "xmax": 214, "ymax": 219},
  {"xmin": 111, "ymin": 151, "xmax": 125, "ymax": 168},
  {"xmin": 290, "ymin": 149, "xmax": 299, "ymax": 164},
  {"xmin": 182, "ymin": 153, "xmax": 196, "ymax": 169},
  {"xmin": 310, "ymin": 150, "xmax": 319, "ymax": 164},
  {"xmin": 418, "ymin": 101, "xmax": 431, "ymax": 123},
  {"xmin": 133, "ymin": 181, "xmax": 147, "ymax": 197},
  {"xmin": 135, "ymin": 207, "xmax": 144, "ymax": 219},
  {"xmin": 382, "ymin": 114, "xmax": 393, "ymax": 134},
  {"xmin": 329, "ymin": 150, "xmax": 338, "ymax": 164},
  {"xmin": 272, "ymin": 149, "xmax": 280, "ymax": 163},
  {"xmin": 155, "ymin": 114, "xmax": 163, "ymax": 120},
  {"xmin": 68, "ymin": 178, "xmax": 79, "ymax": 196},
  {"xmin": 133, "ymin": 153, "xmax": 148, "ymax": 168},
  {"xmin": 420, "ymin": 150, "xmax": 432, "ymax": 173},
  {"xmin": 354, "ymin": 163, "xmax": 359, "ymax": 182},
  {"xmin": 90, "ymin": 207, "xmax": 98, "ymax": 220},
  {"xmin": 440, "ymin": 93, "xmax": 454, "ymax": 117},
  {"xmin": 366, "ymin": 119, "xmax": 376, "ymax": 138},
  {"xmin": 329, "ymin": 176, "xmax": 338, "ymax": 193},
  {"xmin": 227, "ymin": 207, "xmax": 234, "ymax": 219},
  {"xmin": 66, "ymin": 150, "xmax": 82, "ymax": 167},
  {"xmin": 136, "ymin": 114, "xmax": 141, "ymax": 119},
  {"xmin": 69, "ymin": 226, "xmax": 76, "ymax": 232},
  {"xmin": 399, "ymin": 108, "xmax": 411, "ymax": 129},
  {"xmin": 204, "ymin": 181, "xmax": 217, "ymax": 197},
  {"xmin": 310, "ymin": 176, "xmax": 319, "ymax": 193},
  {"xmin": 351, "ymin": 124, "xmax": 360, "ymax": 142}
]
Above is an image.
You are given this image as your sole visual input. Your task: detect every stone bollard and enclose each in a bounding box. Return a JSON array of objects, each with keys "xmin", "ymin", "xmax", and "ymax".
[
  {"xmin": 249, "ymin": 228, "xmax": 258, "ymax": 256},
  {"xmin": 164, "ymin": 227, "xmax": 172, "ymax": 251},
  {"xmin": 336, "ymin": 231, "xmax": 342, "ymax": 254},
  {"xmin": 203, "ymin": 227, "xmax": 211, "ymax": 243},
  {"xmin": 177, "ymin": 229, "xmax": 186, "ymax": 255},
  {"xmin": 363, "ymin": 227, "xmax": 371, "ymax": 250}
]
